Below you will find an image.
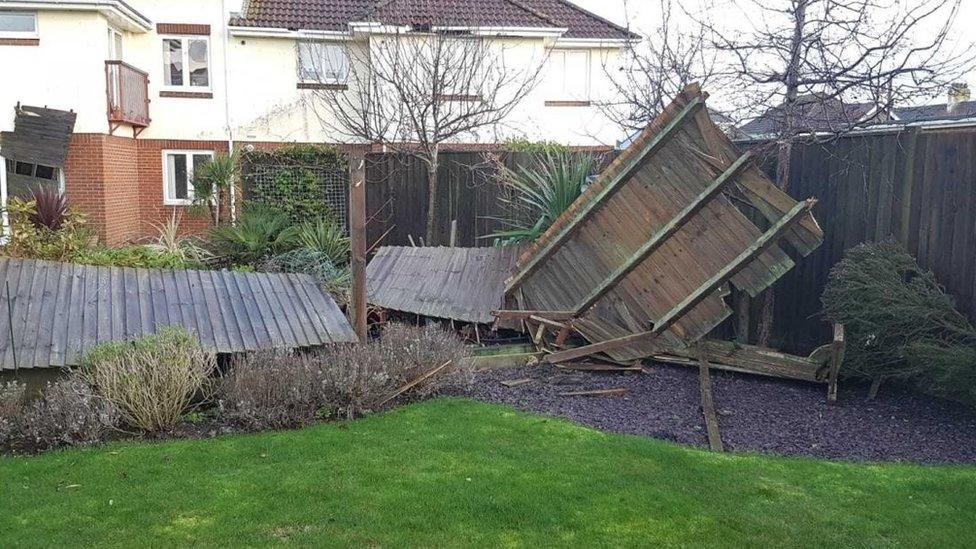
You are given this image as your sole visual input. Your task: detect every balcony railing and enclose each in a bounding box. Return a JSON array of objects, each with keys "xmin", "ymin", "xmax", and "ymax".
[{"xmin": 105, "ymin": 60, "xmax": 150, "ymax": 134}]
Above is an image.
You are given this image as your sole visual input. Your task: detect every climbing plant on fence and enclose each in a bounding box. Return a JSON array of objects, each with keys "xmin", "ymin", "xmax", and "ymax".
[{"xmin": 241, "ymin": 145, "xmax": 349, "ymax": 231}]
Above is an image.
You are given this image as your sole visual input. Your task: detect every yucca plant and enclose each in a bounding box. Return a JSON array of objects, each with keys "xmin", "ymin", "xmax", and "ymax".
[
  {"xmin": 28, "ymin": 186, "xmax": 69, "ymax": 230},
  {"xmin": 486, "ymin": 152, "xmax": 596, "ymax": 244},
  {"xmin": 146, "ymin": 211, "xmax": 213, "ymax": 266},
  {"xmin": 192, "ymin": 151, "xmax": 239, "ymax": 225},
  {"xmin": 282, "ymin": 217, "xmax": 349, "ymax": 266},
  {"xmin": 208, "ymin": 204, "xmax": 296, "ymax": 265}
]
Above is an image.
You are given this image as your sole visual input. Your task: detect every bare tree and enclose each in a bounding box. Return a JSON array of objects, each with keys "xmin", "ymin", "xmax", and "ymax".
[
  {"xmin": 701, "ymin": 0, "xmax": 973, "ymax": 345},
  {"xmin": 600, "ymin": 0, "xmax": 715, "ymax": 132},
  {"xmin": 303, "ymin": 29, "xmax": 546, "ymax": 244}
]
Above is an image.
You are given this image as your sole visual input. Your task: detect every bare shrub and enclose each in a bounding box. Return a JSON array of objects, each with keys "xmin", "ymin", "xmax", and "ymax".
[
  {"xmin": 221, "ymin": 323, "xmax": 471, "ymax": 427},
  {"xmin": 220, "ymin": 351, "xmax": 326, "ymax": 430},
  {"xmin": 0, "ymin": 381, "xmax": 25, "ymax": 447},
  {"xmin": 19, "ymin": 378, "xmax": 118, "ymax": 449},
  {"xmin": 80, "ymin": 327, "xmax": 216, "ymax": 432}
]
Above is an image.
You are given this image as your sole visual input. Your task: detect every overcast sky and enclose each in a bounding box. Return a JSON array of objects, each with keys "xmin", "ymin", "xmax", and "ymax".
[{"xmin": 571, "ymin": 0, "xmax": 976, "ymax": 107}]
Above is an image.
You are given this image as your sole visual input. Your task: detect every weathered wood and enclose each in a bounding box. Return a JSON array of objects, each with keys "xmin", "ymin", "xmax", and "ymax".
[
  {"xmin": 544, "ymin": 199, "xmax": 817, "ymax": 363},
  {"xmin": 558, "ymin": 388, "xmax": 630, "ymax": 397},
  {"xmin": 697, "ymin": 354, "xmax": 724, "ymax": 452},
  {"xmin": 528, "ymin": 315, "xmax": 567, "ymax": 329},
  {"xmin": 493, "ymin": 310, "xmax": 578, "ymax": 321},
  {"xmin": 827, "ymin": 323, "xmax": 845, "ymax": 403},
  {"xmin": 572, "ymin": 151, "xmax": 754, "ymax": 314},
  {"xmin": 505, "ymin": 96, "xmax": 706, "ymax": 295},
  {"xmin": 349, "ymin": 150, "xmax": 368, "ymax": 341},
  {"xmin": 555, "ymin": 363, "xmax": 643, "ymax": 373},
  {"xmin": 500, "ymin": 378, "xmax": 533, "ymax": 388}
]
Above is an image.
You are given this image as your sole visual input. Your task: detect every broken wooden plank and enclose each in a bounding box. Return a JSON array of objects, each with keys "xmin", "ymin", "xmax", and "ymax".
[
  {"xmin": 543, "ymin": 199, "xmax": 817, "ymax": 364},
  {"xmin": 558, "ymin": 388, "xmax": 630, "ymax": 397},
  {"xmin": 698, "ymin": 355, "xmax": 724, "ymax": 452},
  {"xmin": 375, "ymin": 360, "xmax": 452, "ymax": 407},
  {"xmin": 827, "ymin": 323, "xmax": 845, "ymax": 403},
  {"xmin": 529, "ymin": 315, "xmax": 567, "ymax": 329},
  {"xmin": 504, "ymin": 96, "xmax": 706, "ymax": 295},
  {"xmin": 653, "ymin": 339, "xmax": 823, "ymax": 382},
  {"xmin": 555, "ymin": 363, "xmax": 644, "ymax": 373},
  {"xmin": 500, "ymin": 378, "xmax": 533, "ymax": 388},
  {"xmin": 572, "ymin": 151, "xmax": 754, "ymax": 314},
  {"xmin": 492, "ymin": 310, "xmax": 578, "ymax": 321}
]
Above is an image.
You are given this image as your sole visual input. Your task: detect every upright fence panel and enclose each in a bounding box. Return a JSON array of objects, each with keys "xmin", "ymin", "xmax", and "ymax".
[{"xmin": 760, "ymin": 127, "xmax": 976, "ymax": 352}]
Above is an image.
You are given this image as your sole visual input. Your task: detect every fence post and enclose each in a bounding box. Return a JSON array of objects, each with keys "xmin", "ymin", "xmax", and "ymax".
[
  {"xmin": 348, "ymin": 150, "xmax": 368, "ymax": 341},
  {"xmin": 898, "ymin": 127, "xmax": 919, "ymax": 244}
]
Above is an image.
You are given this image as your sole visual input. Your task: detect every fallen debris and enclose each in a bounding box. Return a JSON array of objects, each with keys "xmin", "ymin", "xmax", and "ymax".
[
  {"xmin": 558, "ymin": 388, "xmax": 630, "ymax": 397},
  {"xmin": 697, "ymin": 353, "xmax": 724, "ymax": 452},
  {"xmin": 555, "ymin": 363, "xmax": 644, "ymax": 373},
  {"xmin": 375, "ymin": 360, "xmax": 453, "ymax": 407},
  {"xmin": 500, "ymin": 378, "xmax": 533, "ymax": 388},
  {"xmin": 500, "ymin": 83, "xmax": 824, "ymax": 366}
]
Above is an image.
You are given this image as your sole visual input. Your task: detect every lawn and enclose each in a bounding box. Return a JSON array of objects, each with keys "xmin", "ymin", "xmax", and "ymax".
[{"xmin": 1, "ymin": 399, "xmax": 974, "ymax": 548}]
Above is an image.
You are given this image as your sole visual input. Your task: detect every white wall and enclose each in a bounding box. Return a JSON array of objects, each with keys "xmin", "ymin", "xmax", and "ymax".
[
  {"xmin": 1, "ymin": 2, "xmax": 626, "ymax": 146},
  {"xmin": 0, "ymin": 11, "xmax": 110, "ymax": 134}
]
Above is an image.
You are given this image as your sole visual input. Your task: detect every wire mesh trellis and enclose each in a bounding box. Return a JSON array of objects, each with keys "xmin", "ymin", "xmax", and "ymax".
[{"xmin": 243, "ymin": 163, "xmax": 349, "ymax": 233}]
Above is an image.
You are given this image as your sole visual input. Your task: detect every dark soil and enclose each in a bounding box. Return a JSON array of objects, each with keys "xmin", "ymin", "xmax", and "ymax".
[{"xmin": 461, "ymin": 362, "xmax": 976, "ymax": 464}]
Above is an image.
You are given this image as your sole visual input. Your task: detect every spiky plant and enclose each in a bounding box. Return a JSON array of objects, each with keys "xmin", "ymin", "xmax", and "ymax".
[
  {"xmin": 208, "ymin": 204, "xmax": 296, "ymax": 265},
  {"xmin": 146, "ymin": 211, "xmax": 212, "ymax": 265},
  {"xmin": 28, "ymin": 186, "xmax": 69, "ymax": 230},
  {"xmin": 486, "ymin": 152, "xmax": 596, "ymax": 244},
  {"xmin": 282, "ymin": 217, "xmax": 350, "ymax": 266}
]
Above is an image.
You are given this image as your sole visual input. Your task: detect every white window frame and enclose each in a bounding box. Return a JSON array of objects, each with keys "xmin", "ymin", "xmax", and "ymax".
[
  {"xmin": 547, "ymin": 49, "xmax": 592, "ymax": 101},
  {"xmin": 162, "ymin": 150, "xmax": 213, "ymax": 206},
  {"xmin": 107, "ymin": 26, "xmax": 124, "ymax": 60},
  {"xmin": 0, "ymin": 11, "xmax": 38, "ymax": 39},
  {"xmin": 160, "ymin": 35, "xmax": 212, "ymax": 91},
  {"xmin": 297, "ymin": 41, "xmax": 350, "ymax": 85}
]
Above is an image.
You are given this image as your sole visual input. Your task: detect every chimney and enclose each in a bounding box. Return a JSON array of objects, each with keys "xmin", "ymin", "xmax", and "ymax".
[{"xmin": 948, "ymin": 83, "xmax": 970, "ymax": 113}]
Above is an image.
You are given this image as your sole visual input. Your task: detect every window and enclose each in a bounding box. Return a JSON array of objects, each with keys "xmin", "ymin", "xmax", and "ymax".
[
  {"xmin": 162, "ymin": 37, "xmax": 210, "ymax": 89},
  {"xmin": 107, "ymin": 27, "xmax": 123, "ymax": 60},
  {"xmin": 11, "ymin": 161, "xmax": 55, "ymax": 180},
  {"xmin": 0, "ymin": 11, "xmax": 37, "ymax": 37},
  {"xmin": 298, "ymin": 42, "xmax": 349, "ymax": 84},
  {"xmin": 163, "ymin": 150, "xmax": 212, "ymax": 205},
  {"xmin": 546, "ymin": 49, "xmax": 591, "ymax": 101}
]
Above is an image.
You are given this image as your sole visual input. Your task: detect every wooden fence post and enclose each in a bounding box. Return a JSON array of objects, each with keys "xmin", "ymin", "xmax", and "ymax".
[{"xmin": 349, "ymin": 150, "xmax": 368, "ymax": 341}]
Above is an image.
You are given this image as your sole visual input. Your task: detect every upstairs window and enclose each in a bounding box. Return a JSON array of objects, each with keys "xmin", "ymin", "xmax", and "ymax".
[
  {"xmin": 298, "ymin": 42, "xmax": 349, "ymax": 85},
  {"xmin": 0, "ymin": 11, "xmax": 37, "ymax": 37},
  {"xmin": 163, "ymin": 150, "xmax": 213, "ymax": 205},
  {"xmin": 546, "ymin": 49, "xmax": 591, "ymax": 101},
  {"xmin": 162, "ymin": 36, "xmax": 210, "ymax": 89}
]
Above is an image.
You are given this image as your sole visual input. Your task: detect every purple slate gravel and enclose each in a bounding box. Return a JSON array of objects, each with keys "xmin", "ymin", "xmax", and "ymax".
[{"xmin": 459, "ymin": 362, "xmax": 976, "ymax": 464}]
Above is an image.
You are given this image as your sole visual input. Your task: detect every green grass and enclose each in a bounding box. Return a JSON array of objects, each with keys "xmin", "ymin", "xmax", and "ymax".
[{"xmin": 2, "ymin": 398, "xmax": 974, "ymax": 548}]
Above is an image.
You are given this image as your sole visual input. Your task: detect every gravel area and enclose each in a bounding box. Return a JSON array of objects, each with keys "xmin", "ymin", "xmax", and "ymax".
[{"xmin": 461, "ymin": 362, "xmax": 976, "ymax": 464}]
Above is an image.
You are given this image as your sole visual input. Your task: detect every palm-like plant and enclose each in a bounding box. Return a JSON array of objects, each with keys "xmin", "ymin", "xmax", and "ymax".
[
  {"xmin": 28, "ymin": 186, "xmax": 69, "ymax": 230},
  {"xmin": 208, "ymin": 204, "xmax": 296, "ymax": 265},
  {"xmin": 282, "ymin": 217, "xmax": 350, "ymax": 266},
  {"xmin": 192, "ymin": 152, "xmax": 239, "ymax": 225},
  {"xmin": 146, "ymin": 211, "xmax": 213, "ymax": 265},
  {"xmin": 487, "ymin": 152, "xmax": 596, "ymax": 244}
]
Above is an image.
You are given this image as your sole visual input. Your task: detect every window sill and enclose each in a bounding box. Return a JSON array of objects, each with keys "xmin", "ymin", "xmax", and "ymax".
[
  {"xmin": 163, "ymin": 200, "xmax": 194, "ymax": 207},
  {"xmin": 544, "ymin": 100, "xmax": 592, "ymax": 107},
  {"xmin": 160, "ymin": 90, "xmax": 213, "ymax": 99},
  {"xmin": 297, "ymin": 83, "xmax": 348, "ymax": 91},
  {"xmin": 0, "ymin": 38, "xmax": 39, "ymax": 46}
]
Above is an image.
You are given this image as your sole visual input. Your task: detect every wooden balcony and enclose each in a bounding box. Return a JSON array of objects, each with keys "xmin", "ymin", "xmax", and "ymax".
[{"xmin": 105, "ymin": 60, "xmax": 150, "ymax": 136}]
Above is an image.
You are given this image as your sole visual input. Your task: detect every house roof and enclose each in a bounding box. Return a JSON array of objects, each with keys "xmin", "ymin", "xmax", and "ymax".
[
  {"xmin": 739, "ymin": 96, "xmax": 879, "ymax": 138},
  {"xmin": 894, "ymin": 101, "xmax": 976, "ymax": 123},
  {"xmin": 230, "ymin": 0, "xmax": 637, "ymax": 39},
  {"xmin": 0, "ymin": 258, "xmax": 357, "ymax": 370}
]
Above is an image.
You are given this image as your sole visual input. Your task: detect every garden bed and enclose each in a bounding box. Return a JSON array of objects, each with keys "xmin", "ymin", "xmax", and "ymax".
[{"xmin": 461, "ymin": 362, "xmax": 976, "ymax": 464}]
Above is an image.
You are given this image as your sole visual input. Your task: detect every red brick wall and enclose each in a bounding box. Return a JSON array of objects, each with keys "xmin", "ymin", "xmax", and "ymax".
[{"xmin": 64, "ymin": 134, "xmax": 230, "ymax": 245}]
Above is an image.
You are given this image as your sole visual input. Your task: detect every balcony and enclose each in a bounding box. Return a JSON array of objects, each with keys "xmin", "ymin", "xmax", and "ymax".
[{"xmin": 105, "ymin": 60, "xmax": 150, "ymax": 136}]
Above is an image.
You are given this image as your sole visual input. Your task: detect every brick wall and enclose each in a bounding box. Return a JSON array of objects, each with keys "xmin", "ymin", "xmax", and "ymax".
[{"xmin": 64, "ymin": 134, "xmax": 230, "ymax": 245}]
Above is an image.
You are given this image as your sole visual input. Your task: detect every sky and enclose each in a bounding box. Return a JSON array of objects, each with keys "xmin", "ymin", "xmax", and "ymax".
[{"xmin": 570, "ymin": 0, "xmax": 976, "ymax": 108}]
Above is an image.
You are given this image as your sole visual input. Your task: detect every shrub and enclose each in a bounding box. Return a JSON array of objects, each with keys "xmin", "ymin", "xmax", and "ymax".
[
  {"xmin": 3, "ymin": 196, "xmax": 92, "ymax": 261},
  {"xmin": 0, "ymin": 381, "xmax": 25, "ymax": 447},
  {"xmin": 282, "ymin": 217, "xmax": 349, "ymax": 265},
  {"xmin": 503, "ymin": 139, "xmax": 572, "ymax": 154},
  {"xmin": 260, "ymin": 248, "xmax": 350, "ymax": 301},
  {"xmin": 822, "ymin": 240, "xmax": 976, "ymax": 403},
  {"xmin": 74, "ymin": 245, "xmax": 196, "ymax": 269},
  {"xmin": 29, "ymin": 186, "xmax": 69, "ymax": 230},
  {"xmin": 18, "ymin": 378, "xmax": 118, "ymax": 449},
  {"xmin": 80, "ymin": 327, "xmax": 216, "ymax": 432},
  {"xmin": 221, "ymin": 323, "xmax": 471, "ymax": 427},
  {"xmin": 208, "ymin": 204, "xmax": 295, "ymax": 265},
  {"xmin": 145, "ymin": 211, "xmax": 213, "ymax": 266}
]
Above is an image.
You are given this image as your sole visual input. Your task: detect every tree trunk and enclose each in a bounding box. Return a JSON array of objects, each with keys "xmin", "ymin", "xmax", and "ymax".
[
  {"xmin": 424, "ymin": 151, "xmax": 440, "ymax": 245},
  {"xmin": 756, "ymin": 0, "xmax": 805, "ymax": 347}
]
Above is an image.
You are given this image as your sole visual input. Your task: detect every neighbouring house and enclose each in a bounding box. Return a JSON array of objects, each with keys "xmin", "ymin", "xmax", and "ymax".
[
  {"xmin": 0, "ymin": 0, "xmax": 636, "ymax": 245},
  {"xmin": 737, "ymin": 83, "xmax": 976, "ymax": 141}
]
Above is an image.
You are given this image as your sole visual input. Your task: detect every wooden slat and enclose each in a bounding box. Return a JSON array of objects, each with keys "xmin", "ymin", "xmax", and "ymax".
[
  {"xmin": 572, "ymin": 151, "xmax": 753, "ymax": 314},
  {"xmin": 545, "ymin": 199, "xmax": 817, "ymax": 363},
  {"xmin": 505, "ymin": 96, "xmax": 706, "ymax": 295}
]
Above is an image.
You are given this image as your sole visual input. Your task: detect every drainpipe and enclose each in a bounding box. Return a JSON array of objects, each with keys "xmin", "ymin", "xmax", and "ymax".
[
  {"xmin": 221, "ymin": 0, "xmax": 237, "ymax": 223},
  {"xmin": 0, "ymin": 154, "xmax": 8, "ymax": 242}
]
